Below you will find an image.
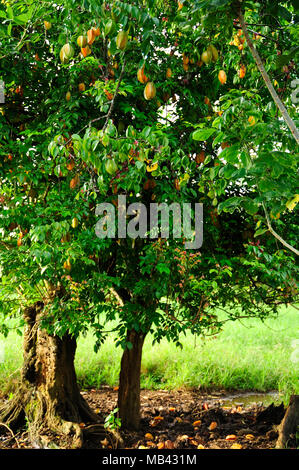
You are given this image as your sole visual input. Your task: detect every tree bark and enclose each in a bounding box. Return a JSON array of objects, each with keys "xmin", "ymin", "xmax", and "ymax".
[
  {"xmin": 0, "ymin": 302, "xmax": 104, "ymax": 448},
  {"xmin": 276, "ymin": 395, "xmax": 299, "ymax": 448},
  {"xmin": 117, "ymin": 329, "xmax": 146, "ymax": 430}
]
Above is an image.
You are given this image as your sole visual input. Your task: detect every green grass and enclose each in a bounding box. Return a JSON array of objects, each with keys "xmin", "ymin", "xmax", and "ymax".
[{"xmin": 0, "ymin": 305, "xmax": 298, "ymax": 400}]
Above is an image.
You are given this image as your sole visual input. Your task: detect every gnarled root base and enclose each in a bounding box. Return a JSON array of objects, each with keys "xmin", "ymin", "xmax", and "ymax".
[
  {"xmin": 0, "ymin": 301, "xmax": 120, "ymax": 449},
  {"xmin": 0, "ymin": 391, "xmax": 123, "ymax": 448},
  {"xmin": 0, "ymin": 386, "xmax": 95, "ymax": 448}
]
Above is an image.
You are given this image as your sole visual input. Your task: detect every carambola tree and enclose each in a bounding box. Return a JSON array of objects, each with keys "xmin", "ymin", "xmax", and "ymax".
[{"xmin": 0, "ymin": 0, "xmax": 297, "ymax": 447}]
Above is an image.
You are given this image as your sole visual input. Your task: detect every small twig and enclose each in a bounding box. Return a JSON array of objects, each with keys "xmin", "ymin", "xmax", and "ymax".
[
  {"xmin": 233, "ymin": 24, "xmax": 278, "ymax": 42},
  {"xmin": 102, "ymin": 58, "xmax": 126, "ymax": 133},
  {"xmin": 61, "ymin": 58, "xmax": 126, "ymax": 150},
  {"xmin": 0, "ymin": 422, "xmax": 21, "ymax": 448},
  {"xmin": 62, "ymin": 113, "xmax": 109, "ymax": 148},
  {"xmin": 0, "ymin": 241, "xmax": 14, "ymax": 250},
  {"xmin": 240, "ymin": 23, "xmax": 288, "ymax": 30},
  {"xmin": 262, "ymin": 202, "xmax": 299, "ymax": 256}
]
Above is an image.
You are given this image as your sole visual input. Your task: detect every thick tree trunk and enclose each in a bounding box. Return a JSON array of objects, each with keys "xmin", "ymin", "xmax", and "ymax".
[
  {"xmin": 117, "ymin": 329, "xmax": 146, "ymax": 430},
  {"xmin": 276, "ymin": 395, "xmax": 299, "ymax": 448},
  {"xmin": 0, "ymin": 302, "xmax": 106, "ymax": 448}
]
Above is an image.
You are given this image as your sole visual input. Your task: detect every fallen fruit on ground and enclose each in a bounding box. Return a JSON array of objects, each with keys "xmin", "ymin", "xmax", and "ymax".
[
  {"xmin": 225, "ymin": 434, "xmax": 237, "ymax": 440},
  {"xmin": 208, "ymin": 421, "xmax": 218, "ymax": 430},
  {"xmin": 192, "ymin": 420, "xmax": 202, "ymax": 427}
]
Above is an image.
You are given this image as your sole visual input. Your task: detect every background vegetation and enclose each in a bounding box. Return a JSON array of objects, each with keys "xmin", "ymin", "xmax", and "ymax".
[{"xmin": 1, "ymin": 305, "xmax": 298, "ymax": 401}]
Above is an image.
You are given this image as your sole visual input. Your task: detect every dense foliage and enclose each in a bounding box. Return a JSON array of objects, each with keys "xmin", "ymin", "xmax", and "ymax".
[{"xmin": 0, "ymin": 0, "xmax": 298, "ymax": 431}]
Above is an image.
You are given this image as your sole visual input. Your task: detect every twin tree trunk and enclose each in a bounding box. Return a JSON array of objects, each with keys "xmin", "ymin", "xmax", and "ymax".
[
  {"xmin": 117, "ymin": 329, "xmax": 146, "ymax": 430},
  {"xmin": 2, "ymin": 303, "xmax": 297, "ymax": 444},
  {"xmin": 0, "ymin": 302, "xmax": 102, "ymax": 448}
]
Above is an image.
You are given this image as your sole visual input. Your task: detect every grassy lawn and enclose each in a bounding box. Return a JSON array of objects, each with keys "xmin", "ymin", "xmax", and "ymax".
[{"xmin": 0, "ymin": 305, "xmax": 298, "ymax": 400}]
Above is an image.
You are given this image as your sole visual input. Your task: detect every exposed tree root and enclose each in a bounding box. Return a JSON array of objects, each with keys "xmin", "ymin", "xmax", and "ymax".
[{"xmin": 0, "ymin": 422, "xmax": 20, "ymax": 448}]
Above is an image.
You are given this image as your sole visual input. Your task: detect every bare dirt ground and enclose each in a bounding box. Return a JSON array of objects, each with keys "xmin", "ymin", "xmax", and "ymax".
[{"xmin": 0, "ymin": 386, "xmax": 292, "ymax": 449}]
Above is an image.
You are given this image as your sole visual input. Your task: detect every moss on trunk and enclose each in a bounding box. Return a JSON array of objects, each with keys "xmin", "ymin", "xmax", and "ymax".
[{"xmin": 0, "ymin": 302, "xmax": 106, "ymax": 448}]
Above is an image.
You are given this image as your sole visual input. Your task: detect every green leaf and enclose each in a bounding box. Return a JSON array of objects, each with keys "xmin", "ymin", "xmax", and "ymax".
[
  {"xmin": 192, "ymin": 128, "xmax": 216, "ymax": 141},
  {"xmin": 14, "ymin": 13, "xmax": 32, "ymax": 24},
  {"xmin": 254, "ymin": 227, "xmax": 268, "ymax": 237},
  {"xmin": 275, "ymin": 47, "xmax": 299, "ymax": 69},
  {"xmin": 6, "ymin": 6, "xmax": 14, "ymax": 20},
  {"xmin": 242, "ymin": 199, "xmax": 259, "ymax": 215},
  {"xmin": 212, "ymin": 131, "xmax": 225, "ymax": 148},
  {"xmin": 218, "ymin": 196, "xmax": 242, "ymax": 213},
  {"xmin": 220, "ymin": 143, "xmax": 239, "ymax": 164}
]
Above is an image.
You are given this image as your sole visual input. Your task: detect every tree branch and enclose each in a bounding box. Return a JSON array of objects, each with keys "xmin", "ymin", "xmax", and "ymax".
[
  {"xmin": 262, "ymin": 202, "xmax": 299, "ymax": 256},
  {"xmin": 102, "ymin": 58, "xmax": 126, "ymax": 133},
  {"xmin": 238, "ymin": 9, "xmax": 299, "ymax": 145}
]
